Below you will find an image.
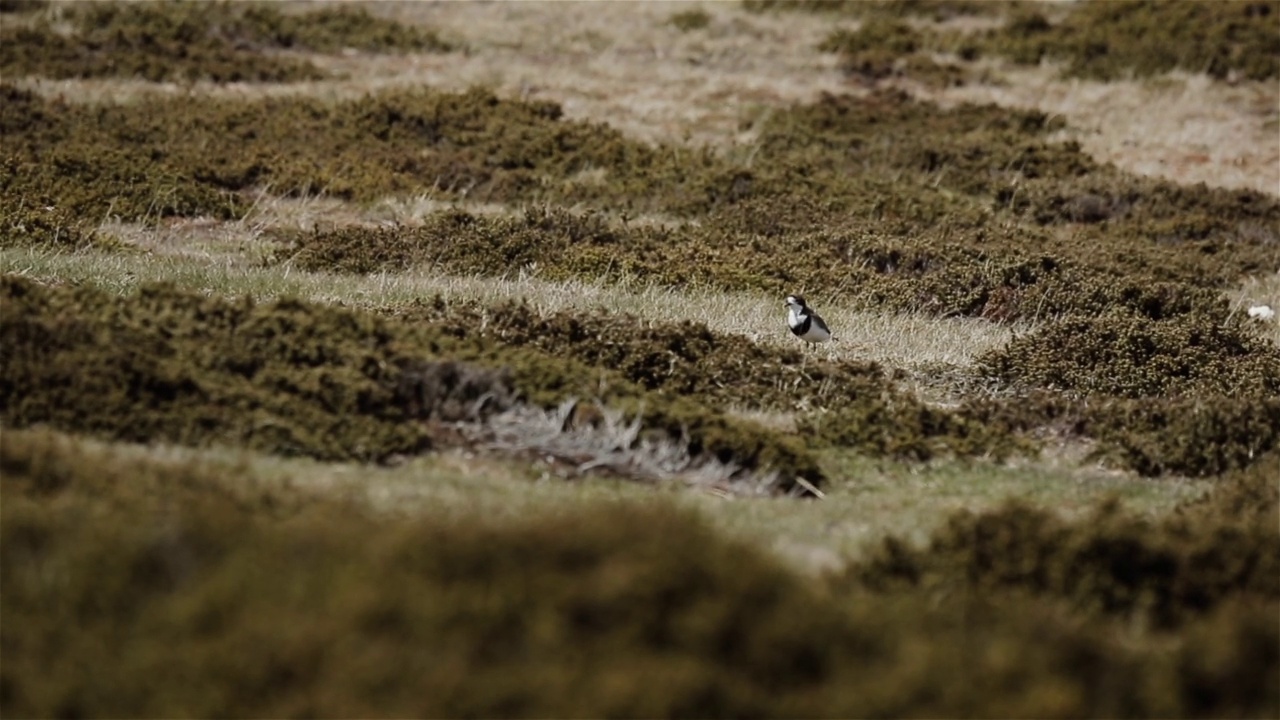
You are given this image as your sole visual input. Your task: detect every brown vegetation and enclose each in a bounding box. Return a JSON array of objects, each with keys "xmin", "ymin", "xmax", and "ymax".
[{"xmin": 3, "ymin": 1, "xmax": 1279, "ymax": 714}]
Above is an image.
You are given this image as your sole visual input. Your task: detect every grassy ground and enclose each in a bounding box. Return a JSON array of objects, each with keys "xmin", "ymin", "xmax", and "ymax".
[{"xmin": 2, "ymin": 1, "xmax": 1278, "ymax": 716}]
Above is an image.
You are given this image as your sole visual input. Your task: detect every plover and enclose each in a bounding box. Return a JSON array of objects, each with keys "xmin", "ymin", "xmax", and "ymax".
[{"xmin": 785, "ymin": 294, "xmax": 832, "ymax": 345}]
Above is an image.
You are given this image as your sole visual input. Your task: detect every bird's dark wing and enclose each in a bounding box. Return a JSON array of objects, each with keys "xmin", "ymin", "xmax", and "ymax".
[{"xmin": 811, "ymin": 312, "xmax": 831, "ymax": 335}]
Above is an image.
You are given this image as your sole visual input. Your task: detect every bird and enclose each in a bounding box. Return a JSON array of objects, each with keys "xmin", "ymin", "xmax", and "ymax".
[{"xmin": 785, "ymin": 294, "xmax": 832, "ymax": 346}]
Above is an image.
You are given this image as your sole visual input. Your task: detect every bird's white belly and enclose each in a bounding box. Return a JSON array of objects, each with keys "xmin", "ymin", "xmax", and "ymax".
[{"xmin": 799, "ymin": 323, "xmax": 831, "ymax": 343}]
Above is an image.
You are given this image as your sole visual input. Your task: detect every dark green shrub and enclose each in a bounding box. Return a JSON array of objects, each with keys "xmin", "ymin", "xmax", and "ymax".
[
  {"xmin": 4, "ymin": 426, "xmax": 1277, "ymax": 717},
  {"xmin": 978, "ymin": 0, "xmax": 1280, "ymax": 81},
  {"xmin": 668, "ymin": 8, "xmax": 711, "ymax": 31},
  {"xmin": 848, "ymin": 454, "xmax": 1280, "ymax": 626},
  {"xmin": 0, "ymin": 2, "xmax": 452, "ymax": 83},
  {"xmin": 1089, "ymin": 396, "xmax": 1280, "ymax": 478},
  {"xmin": 0, "ymin": 275, "xmax": 820, "ymax": 489},
  {"xmin": 796, "ymin": 390, "xmax": 1028, "ymax": 461},
  {"xmin": 981, "ymin": 311, "xmax": 1280, "ymax": 398}
]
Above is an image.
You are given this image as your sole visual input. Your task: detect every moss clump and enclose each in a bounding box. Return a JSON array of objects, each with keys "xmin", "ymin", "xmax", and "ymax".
[
  {"xmin": 0, "ymin": 190, "xmax": 109, "ymax": 252},
  {"xmin": 848, "ymin": 454, "xmax": 1280, "ymax": 627},
  {"xmin": 978, "ymin": 0, "xmax": 1280, "ymax": 81},
  {"xmin": 1088, "ymin": 396, "xmax": 1280, "ymax": 478},
  {"xmin": 981, "ymin": 311, "xmax": 1280, "ymax": 399},
  {"xmin": 668, "ymin": 8, "xmax": 711, "ymax": 32},
  {"xmin": 0, "ymin": 275, "xmax": 820, "ymax": 489},
  {"xmin": 975, "ymin": 311, "xmax": 1280, "ymax": 476},
  {"xmin": 819, "ymin": 21, "xmax": 970, "ymax": 88},
  {"xmin": 1, "ymin": 84, "xmax": 728, "ymax": 223},
  {"xmin": 0, "ymin": 2, "xmax": 452, "ymax": 83},
  {"xmin": 4, "ymin": 426, "xmax": 1278, "ymax": 718},
  {"xmin": 0, "ymin": 275, "xmax": 436, "ymax": 462},
  {"xmin": 796, "ymin": 390, "xmax": 1030, "ymax": 462}
]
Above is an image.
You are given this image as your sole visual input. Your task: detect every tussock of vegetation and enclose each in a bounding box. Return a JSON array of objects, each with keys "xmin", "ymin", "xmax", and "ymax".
[
  {"xmin": 796, "ymin": 0, "xmax": 1278, "ymax": 82},
  {"xmin": 0, "ymin": 1, "xmax": 451, "ymax": 83},
  {"xmin": 820, "ymin": 20, "xmax": 970, "ymax": 88},
  {"xmin": 0, "ymin": 186, "xmax": 115, "ymax": 252},
  {"xmin": 974, "ymin": 308, "xmax": 1280, "ymax": 476},
  {"xmin": 982, "ymin": 310, "xmax": 1280, "ymax": 399},
  {"xmin": 0, "ymin": 84, "xmax": 724, "ymax": 224},
  {"xmin": 848, "ymin": 454, "xmax": 1280, "ymax": 627},
  {"xmin": 796, "ymin": 395, "xmax": 1029, "ymax": 462},
  {"xmin": 3, "ymin": 426, "xmax": 1277, "ymax": 718},
  {"xmin": 1, "ymin": 85, "xmax": 245, "ymax": 224},
  {"xmin": 745, "ymin": 0, "xmax": 1008, "ymax": 21},
  {"xmin": 978, "ymin": 0, "xmax": 1280, "ymax": 82},
  {"xmin": 667, "ymin": 8, "xmax": 711, "ymax": 32},
  {"xmin": 0, "ymin": 275, "xmax": 819, "ymax": 491},
  {"xmin": 1087, "ymin": 395, "xmax": 1280, "ymax": 478}
]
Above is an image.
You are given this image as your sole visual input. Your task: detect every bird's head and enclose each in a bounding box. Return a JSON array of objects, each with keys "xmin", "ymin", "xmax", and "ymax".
[{"xmin": 785, "ymin": 294, "xmax": 807, "ymax": 311}]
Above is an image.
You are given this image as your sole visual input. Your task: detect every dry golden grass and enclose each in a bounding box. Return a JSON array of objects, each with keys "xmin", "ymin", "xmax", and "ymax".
[{"xmin": 1, "ymin": 232, "xmax": 1018, "ymax": 372}]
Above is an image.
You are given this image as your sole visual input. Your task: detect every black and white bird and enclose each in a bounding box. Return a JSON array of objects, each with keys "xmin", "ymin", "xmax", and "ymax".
[{"xmin": 785, "ymin": 294, "xmax": 832, "ymax": 345}]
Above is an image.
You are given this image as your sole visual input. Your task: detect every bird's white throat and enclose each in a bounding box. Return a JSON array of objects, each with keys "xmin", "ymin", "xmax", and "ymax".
[{"xmin": 787, "ymin": 306, "xmax": 805, "ymax": 328}]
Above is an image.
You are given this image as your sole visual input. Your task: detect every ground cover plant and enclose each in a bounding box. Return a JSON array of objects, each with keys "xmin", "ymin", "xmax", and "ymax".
[
  {"xmin": 0, "ymin": 275, "xmax": 819, "ymax": 493},
  {"xmin": 764, "ymin": 0, "xmax": 1280, "ymax": 82},
  {"xmin": 0, "ymin": 1, "xmax": 451, "ymax": 82},
  {"xmin": 2, "ymin": 0, "xmax": 1278, "ymax": 716},
  {"xmin": 2, "ymin": 427, "xmax": 1276, "ymax": 717}
]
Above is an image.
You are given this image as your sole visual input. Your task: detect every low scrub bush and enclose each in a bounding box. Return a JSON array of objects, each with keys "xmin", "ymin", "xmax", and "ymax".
[
  {"xmin": 0, "ymin": 1, "xmax": 451, "ymax": 83},
  {"xmin": 981, "ymin": 310, "xmax": 1280, "ymax": 399},
  {"xmin": 847, "ymin": 453, "xmax": 1280, "ymax": 627},
  {"xmin": 3, "ymin": 427, "xmax": 1276, "ymax": 717},
  {"xmin": 0, "ymin": 275, "xmax": 820, "ymax": 490}
]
